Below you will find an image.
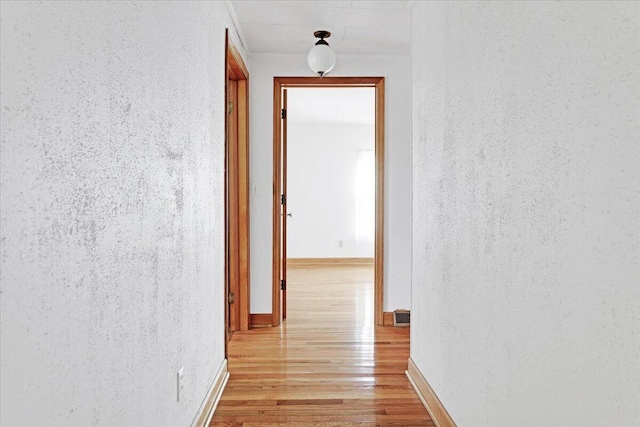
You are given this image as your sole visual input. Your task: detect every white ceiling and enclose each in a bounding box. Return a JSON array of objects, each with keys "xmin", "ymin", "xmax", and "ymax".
[
  {"xmin": 229, "ymin": 0, "xmax": 411, "ymax": 55},
  {"xmin": 287, "ymin": 87, "xmax": 375, "ymax": 124}
]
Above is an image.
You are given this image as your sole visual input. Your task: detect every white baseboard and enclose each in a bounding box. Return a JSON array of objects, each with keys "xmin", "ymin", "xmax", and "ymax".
[
  {"xmin": 191, "ymin": 359, "xmax": 230, "ymax": 427},
  {"xmin": 406, "ymin": 358, "xmax": 456, "ymax": 427}
]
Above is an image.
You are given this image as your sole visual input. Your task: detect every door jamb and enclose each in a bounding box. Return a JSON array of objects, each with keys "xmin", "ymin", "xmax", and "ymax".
[
  {"xmin": 272, "ymin": 76, "xmax": 385, "ymax": 326},
  {"xmin": 224, "ymin": 30, "xmax": 250, "ymax": 358}
]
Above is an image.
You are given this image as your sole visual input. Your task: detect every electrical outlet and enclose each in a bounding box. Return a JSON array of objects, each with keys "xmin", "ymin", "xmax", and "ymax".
[
  {"xmin": 338, "ymin": 240, "xmax": 344, "ymax": 247},
  {"xmin": 252, "ymin": 184, "xmax": 258, "ymax": 195},
  {"xmin": 177, "ymin": 367, "xmax": 184, "ymax": 402}
]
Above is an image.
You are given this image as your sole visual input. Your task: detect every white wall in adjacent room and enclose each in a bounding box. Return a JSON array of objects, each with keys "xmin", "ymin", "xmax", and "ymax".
[
  {"xmin": 286, "ymin": 88, "xmax": 375, "ymax": 259},
  {"xmin": 0, "ymin": 2, "xmax": 244, "ymax": 425},
  {"xmin": 411, "ymin": 2, "xmax": 640, "ymax": 426}
]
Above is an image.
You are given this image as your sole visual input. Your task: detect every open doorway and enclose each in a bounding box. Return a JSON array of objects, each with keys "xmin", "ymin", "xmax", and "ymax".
[
  {"xmin": 272, "ymin": 77, "xmax": 385, "ymax": 327},
  {"xmin": 285, "ymin": 87, "xmax": 376, "ymax": 324}
]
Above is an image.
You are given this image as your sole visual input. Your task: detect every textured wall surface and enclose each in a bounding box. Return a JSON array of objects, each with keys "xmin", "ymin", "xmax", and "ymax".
[
  {"xmin": 0, "ymin": 2, "xmax": 244, "ymax": 425},
  {"xmin": 411, "ymin": 2, "xmax": 639, "ymax": 426},
  {"xmin": 248, "ymin": 54, "xmax": 412, "ymax": 313}
]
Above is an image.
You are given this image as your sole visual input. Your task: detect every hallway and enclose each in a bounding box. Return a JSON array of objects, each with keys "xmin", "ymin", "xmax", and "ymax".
[{"xmin": 211, "ymin": 264, "xmax": 432, "ymax": 426}]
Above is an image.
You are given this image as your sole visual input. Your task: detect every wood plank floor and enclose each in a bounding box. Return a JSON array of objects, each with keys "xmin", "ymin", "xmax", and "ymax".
[{"xmin": 210, "ymin": 264, "xmax": 432, "ymax": 427}]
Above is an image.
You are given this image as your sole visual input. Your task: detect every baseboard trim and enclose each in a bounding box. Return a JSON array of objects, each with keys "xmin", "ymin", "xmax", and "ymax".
[
  {"xmin": 250, "ymin": 313, "xmax": 273, "ymax": 328},
  {"xmin": 287, "ymin": 257, "xmax": 374, "ymax": 266},
  {"xmin": 406, "ymin": 358, "xmax": 456, "ymax": 427},
  {"xmin": 383, "ymin": 311, "xmax": 394, "ymax": 326},
  {"xmin": 191, "ymin": 359, "xmax": 229, "ymax": 427}
]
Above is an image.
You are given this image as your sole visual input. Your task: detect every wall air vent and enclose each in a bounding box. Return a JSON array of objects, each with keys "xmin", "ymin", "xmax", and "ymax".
[{"xmin": 394, "ymin": 309, "xmax": 410, "ymax": 327}]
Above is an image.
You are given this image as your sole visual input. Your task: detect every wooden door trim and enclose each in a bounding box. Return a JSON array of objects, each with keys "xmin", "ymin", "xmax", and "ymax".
[
  {"xmin": 271, "ymin": 80, "xmax": 282, "ymax": 326},
  {"xmin": 224, "ymin": 30, "xmax": 229, "ymax": 358},
  {"xmin": 272, "ymin": 76, "xmax": 385, "ymax": 326},
  {"xmin": 225, "ymin": 31, "xmax": 250, "ymax": 347},
  {"xmin": 228, "ymin": 78, "xmax": 239, "ymax": 333},
  {"xmin": 227, "ymin": 42, "xmax": 249, "ymax": 81},
  {"xmin": 237, "ymin": 78, "xmax": 250, "ymax": 332},
  {"xmin": 374, "ymin": 78, "xmax": 385, "ymax": 327}
]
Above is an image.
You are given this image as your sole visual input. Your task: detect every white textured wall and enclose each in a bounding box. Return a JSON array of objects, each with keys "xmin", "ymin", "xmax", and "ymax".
[
  {"xmin": 411, "ymin": 2, "xmax": 640, "ymax": 426},
  {"xmin": 249, "ymin": 54, "xmax": 412, "ymax": 313},
  {"xmin": 287, "ymin": 122, "xmax": 375, "ymax": 259},
  {"xmin": 0, "ymin": 2, "xmax": 245, "ymax": 425}
]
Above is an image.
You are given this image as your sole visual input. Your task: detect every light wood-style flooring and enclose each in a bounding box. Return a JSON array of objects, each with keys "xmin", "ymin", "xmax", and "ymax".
[{"xmin": 210, "ymin": 264, "xmax": 432, "ymax": 427}]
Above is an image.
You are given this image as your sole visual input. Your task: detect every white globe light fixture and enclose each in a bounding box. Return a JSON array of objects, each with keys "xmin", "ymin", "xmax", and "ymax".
[{"xmin": 307, "ymin": 30, "xmax": 336, "ymax": 78}]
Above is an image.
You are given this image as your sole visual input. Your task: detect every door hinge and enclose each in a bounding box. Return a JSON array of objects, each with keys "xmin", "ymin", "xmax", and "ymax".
[
  {"xmin": 281, "ymin": 194, "xmax": 286, "ymax": 205},
  {"xmin": 281, "ymin": 108, "xmax": 287, "ymax": 119},
  {"xmin": 281, "ymin": 280, "xmax": 286, "ymax": 290},
  {"xmin": 228, "ymin": 292, "xmax": 235, "ymax": 304}
]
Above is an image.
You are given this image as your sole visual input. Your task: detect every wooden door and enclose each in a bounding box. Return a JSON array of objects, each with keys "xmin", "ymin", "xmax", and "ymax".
[{"xmin": 281, "ymin": 88, "xmax": 288, "ymax": 320}]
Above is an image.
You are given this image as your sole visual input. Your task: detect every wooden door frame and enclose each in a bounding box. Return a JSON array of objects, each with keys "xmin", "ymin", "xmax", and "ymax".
[
  {"xmin": 224, "ymin": 30, "xmax": 250, "ymax": 358},
  {"xmin": 272, "ymin": 76, "xmax": 385, "ymax": 327}
]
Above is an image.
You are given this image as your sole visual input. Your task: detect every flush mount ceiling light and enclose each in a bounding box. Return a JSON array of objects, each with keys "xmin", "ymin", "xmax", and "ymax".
[{"xmin": 307, "ymin": 30, "xmax": 336, "ymax": 78}]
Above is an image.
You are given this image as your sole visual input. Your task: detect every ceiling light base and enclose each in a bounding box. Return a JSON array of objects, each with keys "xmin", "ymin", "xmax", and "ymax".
[{"xmin": 313, "ymin": 30, "xmax": 331, "ymax": 39}]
